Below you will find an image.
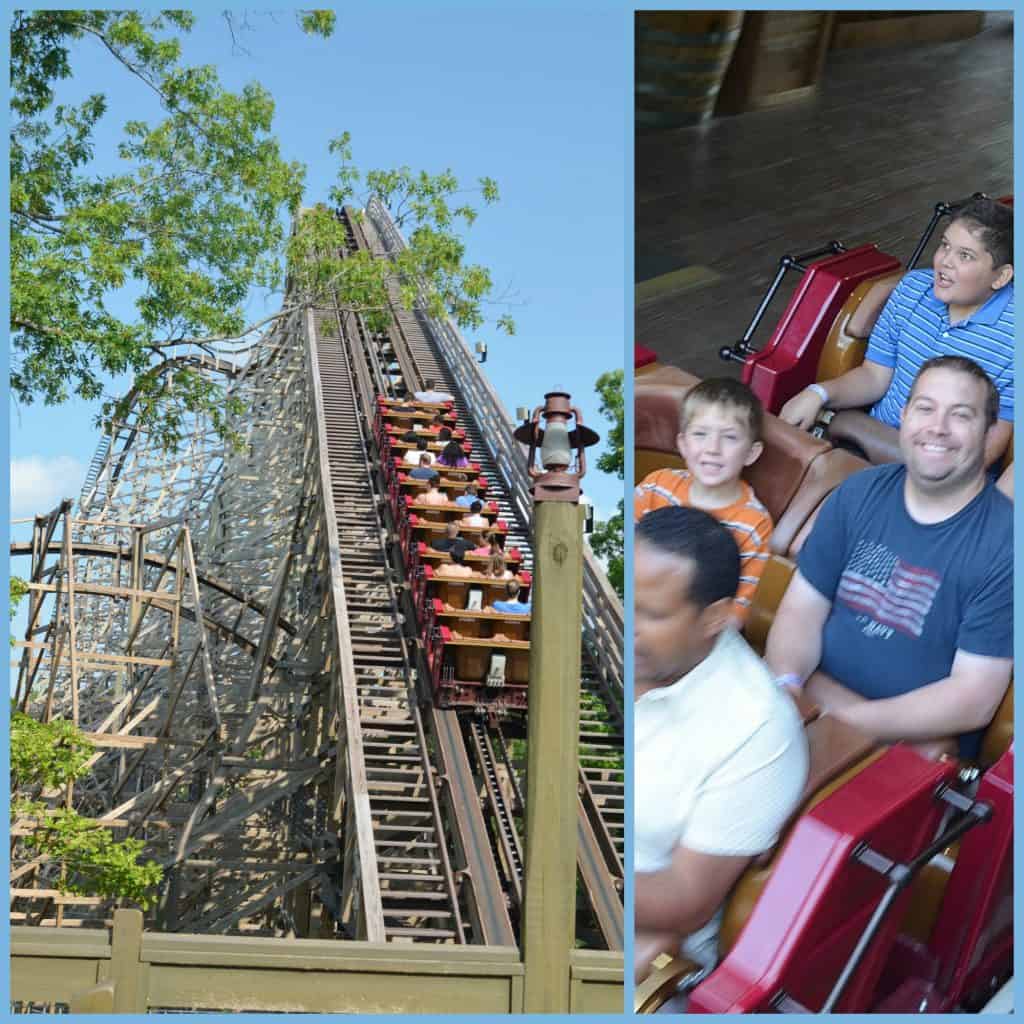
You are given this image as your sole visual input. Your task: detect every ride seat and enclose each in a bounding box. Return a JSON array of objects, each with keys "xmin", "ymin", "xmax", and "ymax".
[
  {"xmin": 635, "ymin": 369, "xmax": 833, "ymax": 539},
  {"xmin": 745, "ymin": 447, "xmax": 868, "ymax": 650},
  {"xmin": 717, "ymin": 714, "xmax": 883, "ymax": 957},
  {"xmin": 815, "ymin": 272, "xmax": 902, "ymax": 381},
  {"xmin": 636, "ymin": 707, "xmax": 882, "ymax": 1013}
]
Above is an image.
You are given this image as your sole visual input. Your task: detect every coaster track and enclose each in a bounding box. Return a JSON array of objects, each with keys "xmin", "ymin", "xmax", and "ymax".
[{"xmin": 10, "ymin": 201, "xmax": 623, "ymax": 954}]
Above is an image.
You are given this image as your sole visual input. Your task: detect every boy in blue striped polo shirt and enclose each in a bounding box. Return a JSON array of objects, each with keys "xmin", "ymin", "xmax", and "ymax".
[{"xmin": 781, "ymin": 198, "xmax": 1013, "ymax": 467}]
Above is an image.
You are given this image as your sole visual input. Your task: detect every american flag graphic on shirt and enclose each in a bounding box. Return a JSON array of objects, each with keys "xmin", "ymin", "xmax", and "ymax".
[{"xmin": 836, "ymin": 539, "xmax": 941, "ymax": 638}]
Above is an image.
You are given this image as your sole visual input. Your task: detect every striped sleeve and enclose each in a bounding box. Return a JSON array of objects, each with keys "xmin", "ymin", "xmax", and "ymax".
[
  {"xmin": 719, "ymin": 499, "xmax": 773, "ymax": 624},
  {"xmin": 634, "ymin": 469, "xmax": 691, "ymax": 521}
]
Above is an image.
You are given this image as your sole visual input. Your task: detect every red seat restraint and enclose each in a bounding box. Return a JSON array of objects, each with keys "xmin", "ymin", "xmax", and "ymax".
[
  {"xmin": 743, "ymin": 245, "xmax": 902, "ymax": 415},
  {"xmin": 690, "ymin": 747, "xmax": 957, "ymax": 1013}
]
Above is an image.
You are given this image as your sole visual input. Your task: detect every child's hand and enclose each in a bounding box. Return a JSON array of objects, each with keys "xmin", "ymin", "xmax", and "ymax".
[{"xmin": 780, "ymin": 387, "xmax": 826, "ymax": 430}]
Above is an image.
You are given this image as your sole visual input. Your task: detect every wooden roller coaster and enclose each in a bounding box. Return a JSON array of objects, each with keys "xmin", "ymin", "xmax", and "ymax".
[{"xmin": 10, "ymin": 200, "xmax": 624, "ymax": 1013}]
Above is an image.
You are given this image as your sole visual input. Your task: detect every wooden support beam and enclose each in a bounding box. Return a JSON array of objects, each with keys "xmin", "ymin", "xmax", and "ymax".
[{"xmin": 521, "ymin": 502, "xmax": 584, "ymax": 1012}]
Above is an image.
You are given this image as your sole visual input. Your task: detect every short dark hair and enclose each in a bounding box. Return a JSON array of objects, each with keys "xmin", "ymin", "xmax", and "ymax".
[
  {"xmin": 438, "ymin": 426, "xmax": 453, "ymax": 441},
  {"xmin": 470, "ymin": 500, "xmax": 482, "ymax": 513},
  {"xmin": 953, "ymin": 198, "xmax": 1013, "ymax": 270},
  {"xmin": 424, "ymin": 378, "xmax": 436, "ymax": 389},
  {"xmin": 636, "ymin": 506, "xmax": 740, "ymax": 609},
  {"xmin": 680, "ymin": 378, "xmax": 764, "ymax": 443},
  {"xmin": 416, "ymin": 438, "xmax": 429, "ymax": 451},
  {"xmin": 910, "ymin": 355, "xmax": 1000, "ymax": 428}
]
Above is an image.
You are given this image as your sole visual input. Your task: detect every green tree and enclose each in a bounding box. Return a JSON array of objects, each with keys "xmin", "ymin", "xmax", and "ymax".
[
  {"xmin": 12, "ymin": 713, "xmax": 164, "ymax": 907},
  {"xmin": 9, "ymin": 576, "xmax": 163, "ymax": 907},
  {"xmin": 589, "ymin": 369, "xmax": 623, "ymax": 597},
  {"xmin": 11, "ymin": 10, "xmax": 511, "ymax": 450}
]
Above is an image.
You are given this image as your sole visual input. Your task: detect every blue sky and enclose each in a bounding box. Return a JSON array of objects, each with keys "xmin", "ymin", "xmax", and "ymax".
[{"xmin": 9, "ymin": 7, "xmax": 628, "ymax": 527}]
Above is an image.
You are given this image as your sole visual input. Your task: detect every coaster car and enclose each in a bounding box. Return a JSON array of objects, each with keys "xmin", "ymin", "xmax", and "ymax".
[
  {"xmin": 633, "ymin": 364, "xmax": 1013, "ymax": 1013},
  {"xmin": 375, "ymin": 395, "xmax": 534, "ymax": 714},
  {"xmin": 716, "ymin": 194, "xmax": 1014, "ymax": 463}
]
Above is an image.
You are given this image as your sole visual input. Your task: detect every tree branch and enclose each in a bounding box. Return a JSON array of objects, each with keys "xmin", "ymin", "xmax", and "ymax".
[{"xmin": 149, "ymin": 308, "xmax": 299, "ymax": 349}]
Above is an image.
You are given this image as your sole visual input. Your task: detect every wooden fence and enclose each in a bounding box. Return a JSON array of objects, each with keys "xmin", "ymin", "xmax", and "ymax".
[{"xmin": 11, "ymin": 910, "xmax": 622, "ymax": 1014}]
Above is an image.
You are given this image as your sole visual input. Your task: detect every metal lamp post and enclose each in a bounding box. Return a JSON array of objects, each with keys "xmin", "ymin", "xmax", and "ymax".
[{"xmin": 513, "ymin": 392, "xmax": 599, "ymax": 1013}]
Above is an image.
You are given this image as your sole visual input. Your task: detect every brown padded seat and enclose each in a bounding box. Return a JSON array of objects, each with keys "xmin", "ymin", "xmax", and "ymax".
[
  {"xmin": 772, "ymin": 447, "xmax": 869, "ymax": 556},
  {"xmin": 717, "ymin": 713, "xmax": 882, "ymax": 958},
  {"xmin": 817, "ymin": 272, "xmax": 902, "ymax": 381}
]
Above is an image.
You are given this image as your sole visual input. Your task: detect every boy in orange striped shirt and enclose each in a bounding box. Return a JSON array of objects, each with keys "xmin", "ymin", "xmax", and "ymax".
[{"xmin": 634, "ymin": 379, "xmax": 772, "ymax": 625}]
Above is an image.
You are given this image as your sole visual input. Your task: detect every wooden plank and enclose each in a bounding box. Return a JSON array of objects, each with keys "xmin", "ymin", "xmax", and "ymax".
[
  {"xmin": 26, "ymin": 580, "xmax": 178, "ymax": 605},
  {"xmin": 80, "ymin": 733, "xmax": 174, "ymax": 749},
  {"xmin": 522, "ymin": 502, "xmax": 585, "ymax": 1012},
  {"xmin": 443, "ymin": 636, "xmax": 530, "ymax": 651},
  {"xmin": 146, "ymin": 964, "xmax": 517, "ymax": 1013},
  {"xmin": 77, "ymin": 651, "xmax": 174, "ymax": 668},
  {"xmin": 11, "ymin": 890, "xmax": 107, "ymax": 904},
  {"xmin": 141, "ymin": 933, "xmax": 522, "ymax": 968},
  {"xmin": 305, "ymin": 307, "xmax": 385, "ymax": 942},
  {"xmin": 10, "ymin": 957, "xmax": 104, "ymax": 1004},
  {"xmin": 181, "ymin": 527, "xmax": 222, "ymax": 732},
  {"xmin": 431, "ymin": 707, "xmax": 516, "ymax": 947}
]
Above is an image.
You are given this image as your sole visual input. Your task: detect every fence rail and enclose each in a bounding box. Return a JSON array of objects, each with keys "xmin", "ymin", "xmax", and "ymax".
[{"xmin": 11, "ymin": 910, "xmax": 622, "ymax": 1013}]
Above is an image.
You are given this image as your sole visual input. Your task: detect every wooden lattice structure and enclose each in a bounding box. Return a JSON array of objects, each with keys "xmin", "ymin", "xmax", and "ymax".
[{"xmin": 10, "ymin": 202, "xmax": 624, "ymax": 1012}]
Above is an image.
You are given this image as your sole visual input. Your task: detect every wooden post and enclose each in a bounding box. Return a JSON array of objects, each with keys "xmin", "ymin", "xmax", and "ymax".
[
  {"xmin": 109, "ymin": 908, "xmax": 146, "ymax": 1012},
  {"xmin": 521, "ymin": 501, "xmax": 584, "ymax": 1012}
]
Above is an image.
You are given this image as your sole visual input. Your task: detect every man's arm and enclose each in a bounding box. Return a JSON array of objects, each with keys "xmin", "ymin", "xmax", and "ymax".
[
  {"xmin": 829, "ymin": 649, "xmax": 1012, "ymax": 742},
  {"xmin": 779, "ymin": 361, "xmax": 894, "ymax": 430},
  {"xmin": 996, "ymin": 460, "xmax": 1013, "ymax": 500},
  {"xmin": 764, "ymin": 570, "xmax": 832, "ymax": 683},
  {"xmin": 985, "ymin": 420, "xmax": 1013, "ymax": 469},
  {"xmin": 826, "ymin": 411, "xmax": 901, "ymax": 464},
  {"xmin": 805, "ymin": 672, "xmax": 956, "ymax": 760},
  {"xmin": 635, "ymin": 845, "xmax": 751, "ymax": 935}
]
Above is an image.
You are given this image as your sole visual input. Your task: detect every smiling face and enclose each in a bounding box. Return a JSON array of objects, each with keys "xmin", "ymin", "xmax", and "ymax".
[
  {"xmin": 900, "ymin": 366, "xmax": 991, "ymax": 494},
  {"xmin": 932, "ymin": 218, "xmax": 1013, "ymax": 318},
  {"xmin": 676, "ymin": 402, "xmax": 763, "ymax": 491}
]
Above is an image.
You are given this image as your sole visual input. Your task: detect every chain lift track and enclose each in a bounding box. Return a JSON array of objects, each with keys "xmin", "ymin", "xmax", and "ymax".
[
  {"xmin": 10, "ymin": 201, "xmax": 623, "ymax": 952},
  {"xmin": 352, "ymin": 204, "xmax": 624, "ymax": 942}
]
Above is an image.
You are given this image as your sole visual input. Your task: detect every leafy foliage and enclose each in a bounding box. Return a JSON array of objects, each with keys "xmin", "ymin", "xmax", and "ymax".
[
  {"xmin": 298, "ymin": 10, "xmax": 337, "ymax": 37},
  {"xmin": 11, "ymin": 711, "xmax": 164, "ymax": 907},
  {"xmin": 10, "ymin": 575, "xmax": 30, "ymax": 621},
  {"xmin": 11, "ymin": 11, "xmax": 514, "ymax": 451},
  {"xmin": 589, "ymin": 370, "xmax": 624, "ymax": 597},
  {"xmin": 288, "ymin": 132, "xmax": 516, "ymax": 339},
  {"xmin": 593, "ymin": 370, "xmax": 623, "ymax": 479},
  {"xmin": 10, "ymin": 712, "xmax": 93, "ymax": 788},
  {"xmin": 11, "ymin": 11, "xmax": 306, "ymax": 444},
  {"xmin": 16, "ymin": 802, "xmax": 164, "ymax": 908}
]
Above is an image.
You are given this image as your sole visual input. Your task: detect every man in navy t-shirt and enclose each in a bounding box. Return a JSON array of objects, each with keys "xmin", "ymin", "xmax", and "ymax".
[{"xmin": 766, "ymin": 356, "xmax": 1012, "ymax": 759}]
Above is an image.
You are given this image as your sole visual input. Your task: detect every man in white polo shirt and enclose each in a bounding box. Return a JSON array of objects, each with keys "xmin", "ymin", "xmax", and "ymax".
[{"xmin": 634, "ymin": 506, "xmax": 807, "ymax": 984}]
